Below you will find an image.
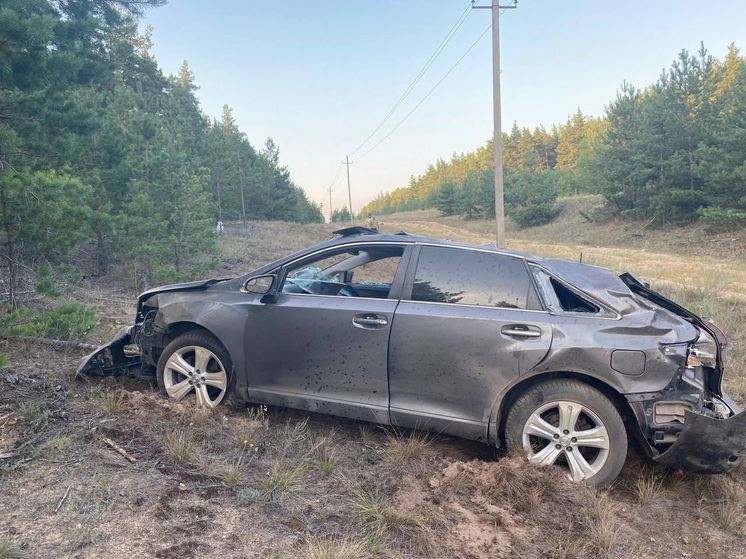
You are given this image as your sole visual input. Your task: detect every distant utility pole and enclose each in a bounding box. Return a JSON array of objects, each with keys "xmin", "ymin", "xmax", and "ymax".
[
  {"xmin": 343, "ymin": 155, "xmax": 354, "ymax": 225},
  {"xmin": 327, "ymin": 185, "xmax": 334, "ymax": 223},
  {"xmin": 473, "ymin": 0, "xmax": 517, "ymax": 248}
]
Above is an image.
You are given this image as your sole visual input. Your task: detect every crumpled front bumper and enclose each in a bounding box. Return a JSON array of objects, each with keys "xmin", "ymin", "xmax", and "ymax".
[
  {"xmin": 76, "ymin": 326, "xmax": 141, "ymax": 378},
  {"xmin": 651, "ymin": 397, "xmax": 745, "ymax": 473}
]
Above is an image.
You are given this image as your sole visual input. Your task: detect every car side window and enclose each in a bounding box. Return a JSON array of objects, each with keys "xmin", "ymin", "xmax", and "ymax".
[
  {"xmin": 410, "ymin": 246, "xmax": 541, "ymax": 310},
  {"xmin": 282, "ymin": 245, "xmax": 404, "ymax": 299},
  {"xmin": 350, "ymin": 256, "xmax": 401, "ymax": 286},
  {"xmin": 531, "ymin": 267, "xmax": 603, "ymax": 315}
]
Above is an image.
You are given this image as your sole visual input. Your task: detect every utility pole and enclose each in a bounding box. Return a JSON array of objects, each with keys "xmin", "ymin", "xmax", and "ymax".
[
  {"xmin": 343, "ymin": 155, "xmax": 354, "ymax": 225},
  {"xmin": 327, "ymin": 185, "xmax": 334, "ymax": 224},
  {"xmin": 473, "ymin": 0, "xmax": 517, "ymax": 248}
]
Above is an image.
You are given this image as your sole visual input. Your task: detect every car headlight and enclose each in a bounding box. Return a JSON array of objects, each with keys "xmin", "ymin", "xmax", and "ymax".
[{"xmin": 687, "ymin": 328, "xmax": 718, "ymax": 368}]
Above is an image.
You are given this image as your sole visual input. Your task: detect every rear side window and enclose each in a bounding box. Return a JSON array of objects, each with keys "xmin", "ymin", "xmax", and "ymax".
[
  {"xmin": 410, "ymin": 246, "xmax": 540, "ymax": 310},
  {"xmin": 531, "ymin": 267, "xmax": 604, "ymax": 315}
]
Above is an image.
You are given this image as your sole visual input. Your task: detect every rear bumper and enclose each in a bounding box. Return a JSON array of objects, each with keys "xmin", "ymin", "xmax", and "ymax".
[
  {"xmin": 628, "ymin": 396, "xmax": 746, "ymax": 473},
  {"xmin": 76, "ymin": 326, "xmax": 141, "ymax": 378},
  {"xmin": 650, "ymin": 396, "xmax": 745, "ymax": 473}
]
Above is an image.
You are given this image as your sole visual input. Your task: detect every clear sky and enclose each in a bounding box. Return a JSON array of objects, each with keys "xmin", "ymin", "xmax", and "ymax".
[{"xmin": 141, "ymin": 1, "xmax": 746, "ymax": 218}]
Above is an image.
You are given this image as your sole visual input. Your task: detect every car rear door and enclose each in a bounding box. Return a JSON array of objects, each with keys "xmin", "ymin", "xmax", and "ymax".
[
  {"xmin": 243, "ymin": 242, "xmax": 411, "ymax": 424},
  {"xmin": 388, "ymin": 245, "xmax": 553, "ymax": 441}
]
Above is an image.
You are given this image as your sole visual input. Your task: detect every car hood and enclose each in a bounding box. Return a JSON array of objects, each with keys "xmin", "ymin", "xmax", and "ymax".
[{"xmin": 136, "ymin": 278, "xmax": 231, "ymax": 317}]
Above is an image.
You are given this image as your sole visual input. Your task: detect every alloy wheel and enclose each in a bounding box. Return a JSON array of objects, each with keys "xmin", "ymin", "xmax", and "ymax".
[
  {"xmin": 162, "ymin": 345, "xmax": 228, "ymax": 408},
  {"xmin": 521, "ymin": 400, "xmax": 611, "ymax": 482}
]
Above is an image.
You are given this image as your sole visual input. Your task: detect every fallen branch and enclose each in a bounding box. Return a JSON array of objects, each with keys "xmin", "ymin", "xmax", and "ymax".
[
  {"xmin": 102, "ymin": 436, "xmax": 137, "ymax": 463},
  {"xmin": 0, "ymin": 335, "xmax": 97, "ymax": 351},
  {"xmin": 55, "ymin": 485, "xmax": 71, "ymax": 513}
]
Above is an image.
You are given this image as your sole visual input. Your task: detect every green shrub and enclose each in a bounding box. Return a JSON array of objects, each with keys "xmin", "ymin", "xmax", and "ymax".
[
  {"xmin": 699, "ymin": 206, "xmax": 746, "ymax": 233},
  {"xmin": 6, "ymin": 303, "xmax": 95, "ymax": 340},
  {"xmin": 35, "ymin": 266, "xmax": 60, "ymax": 298}
]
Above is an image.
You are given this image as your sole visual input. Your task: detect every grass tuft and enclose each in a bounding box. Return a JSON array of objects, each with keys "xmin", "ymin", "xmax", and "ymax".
[
  {"xmin": 634, "ymin": 468, "xmax": 664, "ymax": 505},
  {"xmin": 311, "ymin": 431, "xmax": 338, "ymax": 478},
  {"xmin": 383, "ymin": 429, "xmax": 432, "ymax": 467},
  {"xmin": 586, "ymin": 495, "xmax": 620, "ymax": 558},
  {"xmin": 224, "ymin": 465, "xmax": 241, "ymax": 486},
  {"xmin": 705, "ymin": 476, "xmax": 744, "ymax": 533},
  {"xmin": 262, "ymin": 460, "xmax": 305, "ymax": 500},
  {"xmin": 100, "ymin": 390, "xmax": 129, "ymax": 415},
  {"xmin": 358, "ymin": 423, "xmax": 375, "ymax": 445},
  {"xmin": 305, "ymin": 534, "xmax": 372, "ymax": 559},
  {"xmin": 713, "ymin": 500, "xmax": 744, "ymax": 533},
  {"xmin": 354, "ymin": 492, "xmax": 424, "ymax": 537},
  {"xmin": 164, "ymin": 431, "xmax": 195, "ymax": 465}
]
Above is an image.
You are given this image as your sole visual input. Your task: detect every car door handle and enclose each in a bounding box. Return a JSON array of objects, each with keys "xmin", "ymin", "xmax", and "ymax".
[
  {"xmin": 501, "ymin": 324, "xmax": 542, "ymax": 338},
  {"xmin": 353, "ymin": 314, "xmax": 388, "ymax": 328}
]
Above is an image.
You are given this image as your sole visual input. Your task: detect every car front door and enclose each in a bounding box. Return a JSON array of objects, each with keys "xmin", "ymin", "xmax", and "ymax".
[
  {"xmin": 243, "ymin": 243, "xmax": 411, "ymax": 424},
  {"xmin": 388, "ymin": 245, "xmax": 553, "ymax": 441}
]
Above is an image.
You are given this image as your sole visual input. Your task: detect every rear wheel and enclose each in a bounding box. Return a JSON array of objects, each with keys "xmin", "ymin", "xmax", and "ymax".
[
  {"xmin": 157, "ymin": 331, "xmax": 232, "ymax": 409},
  {"xmin": 505, "ymin": 379, "xmax": 627, "ymax": 486}
]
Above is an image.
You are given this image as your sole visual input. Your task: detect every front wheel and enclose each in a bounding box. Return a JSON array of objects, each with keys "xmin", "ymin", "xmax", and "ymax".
[
  {"xmin": 504, "ymin": 379, "xmax": 627, "ymax": 487},
  {"xmin": 157, "ymin": 331, "xmax": 232, "ymax": 409}
]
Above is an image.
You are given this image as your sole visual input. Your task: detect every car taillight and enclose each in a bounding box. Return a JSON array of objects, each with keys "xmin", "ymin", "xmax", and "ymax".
[
  {"xmin": 702, "ymin": 317, "xmax": 728, "ymax": 349},
  {"xmin": 687, "ymin": 327, "xmax": 718, "ymax": 368}
]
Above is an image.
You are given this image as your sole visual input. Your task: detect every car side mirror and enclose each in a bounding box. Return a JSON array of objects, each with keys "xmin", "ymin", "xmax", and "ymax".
[
  {"xmin": 244, "ymin": 275, "xmax": 274, "ymax": 295},
  {"xmin": 256, "ymin": 269, "xmax": 286, "ymax": 304}
]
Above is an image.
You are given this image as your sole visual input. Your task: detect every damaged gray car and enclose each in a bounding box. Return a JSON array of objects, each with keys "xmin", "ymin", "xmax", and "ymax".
[{"xmin": 78, "ymin": 227, "xmax": 745, "ymax": 485}]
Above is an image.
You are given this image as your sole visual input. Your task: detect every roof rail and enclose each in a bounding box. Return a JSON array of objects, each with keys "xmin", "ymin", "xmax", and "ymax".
[{"xmin": 332, "ymin": 226, "xmax": 379, "ymax": 237}]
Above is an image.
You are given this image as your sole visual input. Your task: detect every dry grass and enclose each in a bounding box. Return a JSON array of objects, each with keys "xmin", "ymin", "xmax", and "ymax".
[
  {"xmin": 100, "ymin": 389, "xmax": 129, "ymax": 415},
  {"xmin": 311, "ymin": 431, "xmax": 338, "ymax": 478},
  {"xmin": 701, "ymin": 476, "xmax": 745, "ymax": 533},
  {"xmin": 353, "ymin": 492, "xmax": 424, "ymax": 539},
  {"xmin": 262, "ymin": 460, "xmax": 305, "ymax": 500},
  {"xmin": 357, "ymin": 422, "xmax": 375, "ymax": 445},
  {"xmin": 0, "ymin": 541, "xmax": 22, "ymax": 559},
  {"xmin": 163, "ymin": 430, "xmax": 196, "ymax": 464},
  {"xmin": 44, "ymin": 434, "xmax": 72, "ymax": 454},
  {"xmin": 383, "ymin": 429, "xmax": 433, "ymax": 467},
  {"xmin": 713, "ymin": 500, "xmax": 743, "ymax": 533},
  {"xmin": 282, "ymin": 417, "xmax": 309, "ymax": 449},
  {"xmin": 304, "ymin": 534, "xmax": 373, "ymax": 559},
  {"xmin": 586, "ymin": 495, "xmax": 621, "ymax": 558},
  {"xmin": 633, "ymin": 468, "xmax": 665, "ymax": 505},
  {"xmin": 223, "ymin": 465, "xmax": 241, "ymax": 486}
]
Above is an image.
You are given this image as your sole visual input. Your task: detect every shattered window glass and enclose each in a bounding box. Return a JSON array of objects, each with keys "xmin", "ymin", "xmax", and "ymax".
[{"xmin": 282, "ymin": 245, "xmax": 404, "ymax": 299}]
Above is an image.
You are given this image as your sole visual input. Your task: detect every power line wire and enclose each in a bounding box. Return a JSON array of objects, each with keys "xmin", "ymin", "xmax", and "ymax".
[
  {"xmin": 327, "ymin": 162, "xmax": 343, "ymax": 189},
  {"xmin": 348, "ymin": 0, "xmax": 473, "ymax": 158},
  {"xmin": 356, "ymin": 21, "xmax": 493, "ymax": 162}
]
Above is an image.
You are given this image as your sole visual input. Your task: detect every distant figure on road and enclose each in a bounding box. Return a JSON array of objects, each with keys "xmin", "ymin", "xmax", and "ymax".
[
  {"xmin": 366, "ymin": 213, "xmax": 379, "ymax": 231},
  {"xmin": 216, "ymin": 220, "xmax": 225, "ymax": 234}
]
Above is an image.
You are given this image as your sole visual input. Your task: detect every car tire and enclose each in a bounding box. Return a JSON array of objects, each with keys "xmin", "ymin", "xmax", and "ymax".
[
  {"xmin": 504, "ymin": 379, "xmax": 627, "ymax": 487},
  {"xmin": 157, "ymin": 331, "xmax": 233, "ymax": 409}
]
